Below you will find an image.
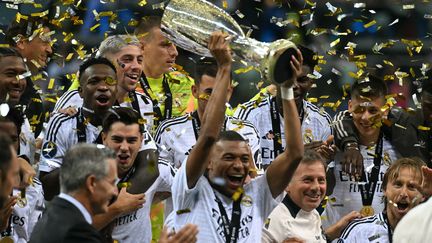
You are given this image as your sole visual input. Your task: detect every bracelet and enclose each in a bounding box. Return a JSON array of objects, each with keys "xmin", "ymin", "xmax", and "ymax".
[{"xmin": 280, "ymin": 87, "xmax": 294, "ymax": 100}]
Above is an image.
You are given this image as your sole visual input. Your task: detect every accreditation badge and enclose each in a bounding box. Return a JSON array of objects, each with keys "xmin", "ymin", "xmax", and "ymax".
[{"xmin": 360, "ymin": 205, "xmax": 375, "ymax": 217}]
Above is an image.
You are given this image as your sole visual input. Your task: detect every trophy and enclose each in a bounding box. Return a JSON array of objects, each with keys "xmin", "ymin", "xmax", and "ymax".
[{"xmin": 161, "ymin": 0, "xmax": 298, "ymax": 85}]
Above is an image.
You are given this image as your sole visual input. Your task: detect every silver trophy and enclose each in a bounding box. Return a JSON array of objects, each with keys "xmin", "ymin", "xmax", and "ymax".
[{"xmin": 161, "ymin": 0, "xmax": 298, "ymax": 85}]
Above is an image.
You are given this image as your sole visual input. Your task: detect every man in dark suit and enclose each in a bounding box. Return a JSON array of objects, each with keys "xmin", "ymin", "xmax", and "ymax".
[{"xmin": 30, "ymin": 144, "xmax": 119, "ymax": 243}]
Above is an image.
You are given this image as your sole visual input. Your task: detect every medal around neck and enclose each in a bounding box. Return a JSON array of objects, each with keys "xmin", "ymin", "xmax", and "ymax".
[
  {"xmin": 161, "ymin": 0, "xmax": 297, "ymax": 86},
  {"xmin": 360, "ymin": 205, "xmax": 375, "ymax": 217}
]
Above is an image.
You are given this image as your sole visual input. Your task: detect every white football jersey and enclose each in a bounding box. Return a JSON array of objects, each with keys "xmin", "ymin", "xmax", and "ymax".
[
  {"xmin": 235, "ymin": 97, "xmax": 332, "ymax": 166},
  {"xmin": 154, "ymin": 112, "xmax": 262, "ymax": 169},
  {"xmin": 4, "ymin": 179, "xmax": 45, "ymax": 243},
  {"xmin": 338, "ymin": 213, "xmax": 391, "ymax": 243},
  {"xmin": 322, "ymin": 138, "xmax": 400, "ymax": 229},
  {"xmin": 54, "ymin": 90, "xmax": 154, "ymax": 129},
  {"xmin": 171, "ymin": 160, "xmax": 284, "ymax": 242}
]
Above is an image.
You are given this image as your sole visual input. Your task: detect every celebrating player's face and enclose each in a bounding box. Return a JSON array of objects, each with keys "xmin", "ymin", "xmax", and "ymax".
[
  {"xmin": 286, "ymin": 160, "xmax": 326, "ymax": 212},
  {"xmin": 111, "ymin": 45, "xmax": 143, "ymax": 93},
  {"xmin": 293, "ymin": 65, "xmax": 313, "ymax": 105},
  {"xmin": 102, "ymin": 122, "xmax": 143, "ymax": 178},
  {"xmin": 79, "ymin": 64, "xmax": 117, "ymax": 112},
  {"xmin": 349, "ymin": 96, "xmax": 388, "ymax": 142},
  {"xmin": 192, "ymin": 74, "xmax": 232, "ymax": 115},
  {"xmin": 384, "ymin": 167, "xmax": 422, "ymax": 221},
  {"xmin": 141, "ymin": 28, "xmax": 178, "ymax": 77},
  {"xmin": 207, "ymin": 140, "xmax": 250, "ymax": 197},
  {"xmin": 0, "ymin": 56, "xmax": 27, "ymax": 105}
]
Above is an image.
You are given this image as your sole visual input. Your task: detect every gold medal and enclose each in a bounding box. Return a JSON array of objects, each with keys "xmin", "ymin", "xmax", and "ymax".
[
  {"xmin": 16, "ymin": 197, "xmax": 27, "ymax": 208},
  {"xmin": 0, "ymin": 236, "xmax": 14, "ymax": 243},
  {"xmin": 16, "ymin": 188, "xmax": 27, "ymax": 208},
  {"xmin": 360, "ymin": 205, "xmax": 375, "ymax": 217}
]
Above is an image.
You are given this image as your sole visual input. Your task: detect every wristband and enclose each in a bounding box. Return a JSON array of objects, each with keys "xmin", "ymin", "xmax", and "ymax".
[{"xmin": 280, "ymin": 87, "xmax": 294, "ymax": 100}]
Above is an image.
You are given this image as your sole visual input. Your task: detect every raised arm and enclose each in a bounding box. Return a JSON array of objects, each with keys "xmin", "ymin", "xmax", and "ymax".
[
  {"xmin": 266, "ymin": 49, "xmax": 304, "ymax": 198},
  {"xmin": 186, "ymin": 32, "xmax": 232, "ymax": 188}
]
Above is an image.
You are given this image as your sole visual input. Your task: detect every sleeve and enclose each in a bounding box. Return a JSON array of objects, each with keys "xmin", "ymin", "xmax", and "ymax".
[
  {"xmin": 337, "ymin": 219, "xmax": 362, "ymax": 242},
  {"xmin": 27, "ymin": 181, "xmax": 45, "ymax": 237},
  {"xmin": 154, "ymin": 123, "xmax": 176, "ymax": 167},
  {"xmin": 171, "ymin": 158, "xmax": 205, "ymax": 211},
  {"xmin": 251, "ymin": 173, "xmax": 284, "ymax": 218},
  {"xmin": 39, "ymin": 115, "xmax": 70, "ymax": 173},
  {"xmin": 332, "ymin": 110, "xmax": 359, "ymax": 150},
  {"xmin": 261, "ymin": 208, "xmax": 290, "ymax": 243},
  {"xmin": 53, "ymin": 90, "xmax": 82, "ymax": 113},
  {"xmin": 157, "ymin": 161, "xmax": 177, "ymax": 192}
]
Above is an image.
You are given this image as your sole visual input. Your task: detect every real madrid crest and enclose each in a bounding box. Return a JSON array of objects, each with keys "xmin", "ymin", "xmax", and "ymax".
[{"xmin": 241, "ymin": 195, "xmax": 252, "ymax": 207}]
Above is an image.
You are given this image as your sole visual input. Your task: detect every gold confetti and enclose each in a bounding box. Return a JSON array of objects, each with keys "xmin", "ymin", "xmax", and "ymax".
[
  {"xmin": 418, "ymin": 125, "xmax": 431, "ymax": 131},
  {"xmin": 47, "ymin": 78, "xmax": 55, "ymax": 90},
  {"xmin": 232, "ymin": 187, "xmax": 244, "ymax": 201},
  {"xmin": 138, "ymin": 0, "xmax": 147, "ymax": 6},
  {"xmin": 65, "ymin": 53, "xmax": 74, "ymax": 61},
  {"xmin": 222, "ymin": 0, "xmax": 228, "ymax": 9},
  {"xmin": 234, "ymin": 66, "xmax": 254, "ymax": 74},
  {"xmin": 330, "ymin": 38, "xmax": 340, "ymax": 47},
  {"xmin": 90, "ymin": 23, "xmax": 100, "ymax": 31},
  {"xmin": 363, "ymin": 20, "xmax": 376, "ymax": 28},
  {"xmin": 383, "ymin": 60, "xmax": 394, "ymax": 67}
]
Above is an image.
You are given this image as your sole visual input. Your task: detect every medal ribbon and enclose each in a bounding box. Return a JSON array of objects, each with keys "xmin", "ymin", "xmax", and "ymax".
[
  {"xmin": 214, "ymin": 193, "xmax": 242, "ymax": 243},
  {"xmin": 359, "ymin": 131, "xmax": 384, "ymax": 207},
  {"xmin": 269, "ymin": 97, "xmax": 283, "ymax": 159}
]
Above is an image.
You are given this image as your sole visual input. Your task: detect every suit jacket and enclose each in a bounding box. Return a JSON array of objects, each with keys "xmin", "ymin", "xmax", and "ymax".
[{"xmin": 29, "ymin": 196, "xmax": 103, "ymax": 243}]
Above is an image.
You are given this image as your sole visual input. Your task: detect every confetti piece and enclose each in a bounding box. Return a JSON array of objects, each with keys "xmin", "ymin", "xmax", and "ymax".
[
  {"xmin": 325, "ymin": 2, "xmax": 338, "ymax": 13},
  {"xmin": 234, "ymin": 66, "xmax": 254, "ymax": 74},
  {"xmin": 389, "ymin": 18, "xmax": 399, "ymax": 26},
  {"xmin": 418, "ymin": 125, "xmax": 431, "ymax": 131},
  {"xmin": 138, "ymin": 0, "xmax": 147, "ymax": 6},
  {"xmin": 402, "ymin": 4, "xmax": 415, "ymax": 10},
  {"xmin": 383, "ymin": 60, "xmax": 394, "ymax": 67},
  {"xmin": 330, "ymin": 38, "xmax": 340, "ymax": 47},
  {"xmin": 176, "ymin": 208, "xmax": 191, "ymax": 215},
  {"xmin": 90, "ymin": 23, "xmax": 100, "ymax": 31},
  {"xmin": 354, "ymin": 3, "xmax": 366, "ymax": 8},
  {"xmin": 363, "ymin": 20, "xmax": 376, "ymax": 28},
  {"xmin": 235, "ymin": 10, "xmax": 245, "ymax": 19},
  {"xmin": 47, "ymin": 78, "xmax": 55, "ymax": 90}
]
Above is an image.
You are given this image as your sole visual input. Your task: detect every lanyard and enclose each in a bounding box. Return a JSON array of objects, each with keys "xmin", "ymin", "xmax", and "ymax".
[
  {"xmin": 128, "ymin": 91, "xmax": 142, "ymax": 115},
  {"xmin": 76, "ymin": 108, "xmax": 87, "ymax": 143},
  {"xmin": 382, "ymin": 212, "xmax": 393, "ymax": 243},
  {"xmin": 190, "ymin": 111, "xmax": 228, "ymax": 141},
  {"xmin": 139, "ymin": 74, "xmax": 172, "ymax": 124},
  {"xmin": 191, "ymin": 111, "xmax": 201, "ymax": 140},
  {"xmin": 359, "ymin": 131, "xmax": 384, "ymax": 206},
  {"xmin": 214, "ymin": 193, "xmax": 242, "ymax": 243},
  {"xmin": 269, "ymin": 97, "xmax": 283, "ymax": 157},
  {"xmin": 76, "ymin": 108, "xmax": 102, "ymax": 144}
]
